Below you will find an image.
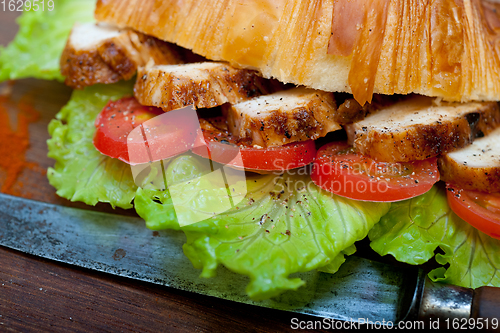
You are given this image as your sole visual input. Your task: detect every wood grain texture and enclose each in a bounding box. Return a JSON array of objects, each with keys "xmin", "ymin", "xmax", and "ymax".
[
  {"xmin": 0, "ymin": 9, "xmax": 338, "ymax": 333},
  {"xmin": 0, "ymin": 247, "xmax": 331, "ymax": 333}
]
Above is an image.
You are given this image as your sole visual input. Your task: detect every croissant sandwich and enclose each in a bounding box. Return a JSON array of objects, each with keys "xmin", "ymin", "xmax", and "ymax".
[{"xmin": 2, "ymin": 0, "xmax": 500, "ymax": 302}]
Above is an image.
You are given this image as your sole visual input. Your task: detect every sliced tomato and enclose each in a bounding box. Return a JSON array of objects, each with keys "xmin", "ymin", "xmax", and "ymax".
[
  {"xmin": 93, "ymin": 97, "xmax": 162, "ymax": 164},
  {"xmin": 192, "ymin": 117, "xmax": 316, "ymax": 171},
  {"xmin": 93, "ymin": 97, "xmax": 199, "ymax": 164},
  {"xmin": 446, "ymin": 184, "xmax": 500, "ymax": 239},
  {"xmin": 311, "ymin": 141, "xmax": 440, "ymax": 202}
]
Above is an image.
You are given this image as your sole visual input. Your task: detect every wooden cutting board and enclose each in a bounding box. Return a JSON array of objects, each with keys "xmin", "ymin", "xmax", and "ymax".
[{"xmin": 0, "ymin": 9, "xmax": 337, "ymax": 333}]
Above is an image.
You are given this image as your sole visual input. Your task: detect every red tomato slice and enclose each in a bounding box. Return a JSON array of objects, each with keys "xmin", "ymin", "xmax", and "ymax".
[
  {"xmin": 93, "ymin": 97, "xmax": 199, "ymax": 165},
  {"xmin": 446, "ymin": 184, "xmax": 500, "ymax": 239},
  {"xmin": 192, "ymin": 117, "xmax": 316, "ymax": 171},
  {"xmin": 311, "ymin": 141, "xmax": 440, "ymax": 202}
]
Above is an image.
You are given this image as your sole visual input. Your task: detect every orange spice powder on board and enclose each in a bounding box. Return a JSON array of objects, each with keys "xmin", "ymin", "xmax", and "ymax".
[{"xmin": 0, "ymin": 95, "xmax": 40, "ymax": 195}]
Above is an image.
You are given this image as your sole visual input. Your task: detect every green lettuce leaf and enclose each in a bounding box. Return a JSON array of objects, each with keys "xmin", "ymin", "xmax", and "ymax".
[
  {"xmin": 0, "ymin": 0, "xmax": 95, "ymax": 82},
  {"xmin": 134, "ymin": 155, "xmax": 391, "ymax": 300},
  {"xmin": 134, "ymin": 155, "xmax": 208, "ymax": 230},
  {"xmin": 47, "ymin": 81, "xmax": 138, "ymax": 209},
  {"xmin": 369, "ymin": 184, "xmax": 500, "ymax": 289}
]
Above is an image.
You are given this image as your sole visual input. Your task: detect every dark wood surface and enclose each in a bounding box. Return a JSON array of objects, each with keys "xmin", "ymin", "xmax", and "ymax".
[
  {"xmin": 0, "ymin": 9, "xmax": 339, "ymax": 333},
  {"xmin": 2, "ymin": 246, "xmax": 335, "ymax": 333}
]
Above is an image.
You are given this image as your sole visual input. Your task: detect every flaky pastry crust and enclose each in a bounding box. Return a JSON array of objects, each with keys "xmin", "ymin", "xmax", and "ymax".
[{"xmin": 95, "ymin": 0, "xmax": 500, "ymax": 105}]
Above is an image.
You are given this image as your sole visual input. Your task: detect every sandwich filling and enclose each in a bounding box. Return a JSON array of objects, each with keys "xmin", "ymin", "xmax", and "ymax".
[{"xmin": 2, "ymin": 0, "xmax": 500, "ymax": 300}]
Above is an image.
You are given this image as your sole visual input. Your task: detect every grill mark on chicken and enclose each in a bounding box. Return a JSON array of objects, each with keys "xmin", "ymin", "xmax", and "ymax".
[
  {"xmin": 439, "ymin": 127, "xmax": 500, "ymax": 193},
  {"xmin": 223, "ymin": 87, "xmax": 340, "ymax": 148},
  {"xmin": 134, "ymin": 62, "xmax": 280, "ymax": 111},
  {"xmin": 345, "ymin": 95, "xmax": 500, "ymax": 162},
  {"xmin": 333, "ymin": 94, "xmax": 399, "ymax": 124},
  {"xmin": 199, "ymin": 116, "xmax": 254, "ymax": 148},
  {"xmin": 60, "ymin": 23, "xmax": 182, "ymax": 89},
  {"xmin": 334, "ymin": 98, "xmax": 367, "ymax": 124}
]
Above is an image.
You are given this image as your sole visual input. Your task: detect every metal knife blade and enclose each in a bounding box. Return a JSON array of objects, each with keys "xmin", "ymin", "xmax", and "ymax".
[{"xmin": 0, "ymin": 193, "xmax": 467, "ymax": 326}]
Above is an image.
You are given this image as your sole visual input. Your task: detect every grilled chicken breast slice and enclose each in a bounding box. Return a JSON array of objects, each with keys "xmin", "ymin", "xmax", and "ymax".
[
  {"xmin": 345, "ymin": 96, "xmax": 500, "ymax": 162},
  {"xmin": 60, "ymin": 23, "xmax": 181, "ymax": 89},
  {"xmin": 439, "ymin": 127, "xmax": 500, "ymax": 193},
  {"xmin": 134, "ymin": 62, "xmax": 278, "ymax": 111},
  {"xmin": 224, "ymin": 87, "xmax": 340, "ymax": 148}
]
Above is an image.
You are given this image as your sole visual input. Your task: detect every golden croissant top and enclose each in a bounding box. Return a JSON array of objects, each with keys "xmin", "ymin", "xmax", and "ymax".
[{"xmin": 94, "ymin": 0, "xmax": 500, "ymax": 105}]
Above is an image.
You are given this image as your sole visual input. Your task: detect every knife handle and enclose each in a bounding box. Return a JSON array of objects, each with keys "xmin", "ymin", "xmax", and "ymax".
[
  {"xmin": 416, "ymin": 277, "xmax": 500, "ymax": 331},
  {"xmin": 471, "ymin": 286, "xmax": 500, "ymax": 324}
]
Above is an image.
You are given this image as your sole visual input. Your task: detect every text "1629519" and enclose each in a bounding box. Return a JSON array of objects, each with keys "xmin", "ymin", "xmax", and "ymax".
[{"xmin": 2, "ymin": 0, "xmax": 54, "ymax": 11}]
